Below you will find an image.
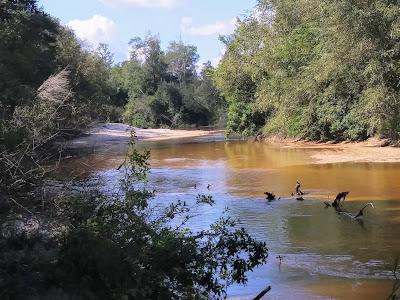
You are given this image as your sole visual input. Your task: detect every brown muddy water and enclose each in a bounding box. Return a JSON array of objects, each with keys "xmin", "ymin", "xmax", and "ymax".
[{"xmin": 60, "ymin": 134, "xmax": 400, "ymax": 299}]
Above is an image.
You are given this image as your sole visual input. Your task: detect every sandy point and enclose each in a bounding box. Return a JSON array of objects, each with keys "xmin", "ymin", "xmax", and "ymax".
[
  {"xmin": 262, "ymin": 136, "xmax": 400, "ymax": 164},
  {"xmin": 64, "ymin": 123, "xmax": 224, "ymax": 151}
]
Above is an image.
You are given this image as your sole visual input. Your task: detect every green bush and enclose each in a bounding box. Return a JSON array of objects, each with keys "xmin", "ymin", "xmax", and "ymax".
[{"xmin": 123, "ymin": 97, "xmax": 156, "ymax": 128}]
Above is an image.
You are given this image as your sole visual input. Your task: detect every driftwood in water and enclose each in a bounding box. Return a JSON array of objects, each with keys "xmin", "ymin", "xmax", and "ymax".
[
  {"xmin": 264, "ymin": 192, "xmax": 276, "ymax": 201},
  {"xmin": 332, "ymin": 191, "xmax": 349, "ymax": 208},
  {"xmin": 253, "ymin": 286, "xmax": 271, "ymax": 300},
  {"xmin": 295, "ymin": 181, "xmax": 304, "ymax": 195},
  {"xmin": 355, "ymin": 203, "xmax": 374, "ymax": 218}
]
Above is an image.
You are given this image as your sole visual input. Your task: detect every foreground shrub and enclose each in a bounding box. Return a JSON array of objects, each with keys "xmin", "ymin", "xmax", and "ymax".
[{"xmin": 56, "ymin": 143, "xmax": 268, "ymax": 299}]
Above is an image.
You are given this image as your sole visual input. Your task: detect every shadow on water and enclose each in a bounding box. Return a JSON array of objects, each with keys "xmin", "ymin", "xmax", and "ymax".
[{"xmin": 58, "ymin": 136, "xmax": 400, "ymax": 299}]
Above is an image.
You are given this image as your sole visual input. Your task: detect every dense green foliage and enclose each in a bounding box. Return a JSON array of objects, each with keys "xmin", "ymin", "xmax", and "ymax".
[
  {"xmin": 0, "ymin": 0, "xmax": 120, "ymax": 142},
  {"xmin": 215, "ymin": 0, "xmax": 400, "ymax": 140},
  {"xmin": 113, "ymin": 35, "xmax": 226, "ymax": 128}
]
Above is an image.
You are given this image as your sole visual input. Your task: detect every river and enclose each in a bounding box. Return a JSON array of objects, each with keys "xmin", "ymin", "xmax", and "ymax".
[{"xmin": 60, "ymin": 133, "xmax": 400, "ymax": 299}]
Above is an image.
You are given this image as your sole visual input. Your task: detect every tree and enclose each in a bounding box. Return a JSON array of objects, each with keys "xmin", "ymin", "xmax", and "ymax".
[
  {"xmin": 129, "ymin": 34, "xmax": 167, "ymax": 95},
  {"xmin": 55, "ymin": 28, "xmax": 117, "ymax": 122},
  {"xmin": 165, "ymin": 41, "xmax": 199, "ymax": 84},
  {"xmin": 194, "ymin": 62, "xmax": 227, "ymax": 126},
  {"xmin": 96, "ymin": 43, "xmax": 114, "ymax": 67},
  {"xmin": 119, "ymin": 35, "xmax": 226, "ymax": 128}
]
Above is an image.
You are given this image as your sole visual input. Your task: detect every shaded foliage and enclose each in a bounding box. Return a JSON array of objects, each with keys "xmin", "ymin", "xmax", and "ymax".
[{"xmin": 0, "ymin": 139, "xmax": 268, "ymax": 299}]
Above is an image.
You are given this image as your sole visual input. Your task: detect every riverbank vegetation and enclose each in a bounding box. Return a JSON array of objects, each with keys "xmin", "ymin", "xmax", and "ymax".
[
  {"xmin": 215, "ymin": 0, "xmax": 400, "ymax": 141},
  {"xmin": 1, "ymin": 1, "xmax": 226, "ymax": 149},
  {"xmin": 1, "ymin": 138, "xmax": 268, "ymax": 299}
]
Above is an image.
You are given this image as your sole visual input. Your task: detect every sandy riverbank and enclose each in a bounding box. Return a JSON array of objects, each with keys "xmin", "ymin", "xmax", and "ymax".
[
  {"xmin": 65, "ymin": 123, "xmax": 223, "ymax": 150},
  {"xmin": 263, "ymin": 136, "xmax": 400, "ymax": 164},
  {"xmin": 66, "ymin": 123, "xmax": 400, "ymax": 164}
]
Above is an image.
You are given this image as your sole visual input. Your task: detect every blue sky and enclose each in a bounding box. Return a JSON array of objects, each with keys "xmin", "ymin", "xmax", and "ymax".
[{"xmin": 38, "ymin": 0, "xmax": 257, "ymax": 66}]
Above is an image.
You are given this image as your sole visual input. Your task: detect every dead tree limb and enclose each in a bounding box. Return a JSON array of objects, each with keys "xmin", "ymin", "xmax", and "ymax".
[{"xmin": 253, "ymin": 286, "xmax": 271, "ymax": 300}]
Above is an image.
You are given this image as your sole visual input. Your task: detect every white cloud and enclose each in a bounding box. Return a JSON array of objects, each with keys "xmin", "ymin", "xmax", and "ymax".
[
  {"xmin": 181, "ymin": 17, "xmax": 237, "ymax": 36},
  {"xmin": 99, "ymin": 0, "xmax": 182, "ymax": 9},
  {"xmin": 67, "ymin": 15, "xmax": 116, "ymax": 47}
]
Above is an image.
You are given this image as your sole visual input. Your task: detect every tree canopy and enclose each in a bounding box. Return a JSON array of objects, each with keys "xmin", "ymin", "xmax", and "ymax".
[
  {"xmin": 215, "ymin": 0, "xmax": 400, "ymax": 140},
  {"xmin": 115, "ymin": 34, "xmax": 226, "ymax": 128}
]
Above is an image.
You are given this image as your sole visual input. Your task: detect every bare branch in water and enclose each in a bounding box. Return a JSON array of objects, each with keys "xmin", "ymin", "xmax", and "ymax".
[{"xmin": 387, "ymin": 258, "xmax": 400, "ymax": 300}]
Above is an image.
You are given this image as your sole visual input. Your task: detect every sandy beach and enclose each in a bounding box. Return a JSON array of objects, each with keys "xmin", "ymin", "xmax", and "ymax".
[
  {"xmin": 65, "ymin": 123, "xmax": 223, "ymax": 150},
  {"xmin": 263, "ymin": 136, "xmax": 400, "ymax": 164},
  {"xmin": 66, "ymin": 123, "xmax": 400, "ymax": 165}
]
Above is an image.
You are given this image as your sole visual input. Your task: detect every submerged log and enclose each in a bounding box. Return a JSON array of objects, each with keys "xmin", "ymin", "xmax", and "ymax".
[
  {"xmin": 253, "ymin": 286, "xmax": 272, "ymax": 300},
  {"xmin": 355, "ymin": 203, "xmax": 374, "ymax": 218},
  {"xmin": 295, "ymin": 181, "xmax": 304, "ymax": 195},
  {"xmin": 264, "ymin": 192, "xmax": 276, "ymax": 201},
  {"xmin": 332, "ymin": 191, "xmax": 349, "ymax": 208}
]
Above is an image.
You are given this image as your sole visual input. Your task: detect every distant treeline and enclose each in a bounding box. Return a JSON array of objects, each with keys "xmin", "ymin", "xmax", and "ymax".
[
  {"xmin": 215, "ymin": 0, "xmax": 400, "ymax": 140},
  {"xmin": 114, "ymin": 36, "xmax": 226, "ymax": 128}
]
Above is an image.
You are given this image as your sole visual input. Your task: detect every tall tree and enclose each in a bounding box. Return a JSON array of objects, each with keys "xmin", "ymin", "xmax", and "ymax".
[
  {"xmin": 165, "ymin": 41, "xmax": 199, "ymax": 84},
  {"xmin": 96, "ymin": 43, "xmax": 114, "ymax": 67},
  {"xmin": 129, "ymin": 34, "xmax": 167, "ymax": 94}
]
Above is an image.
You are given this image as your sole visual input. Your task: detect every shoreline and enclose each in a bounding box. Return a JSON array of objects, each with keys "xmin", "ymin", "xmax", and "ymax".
[
  {"xmin": 66, "ymin": 123, "xmax": 400, "ymax": 165},
  {"xmin": 261, "ymin": 136, "xmax": 400, "ymax": 164},
  {"xmin": 65, "ymin": 123, "xmax": 224, "ymax": 151}
]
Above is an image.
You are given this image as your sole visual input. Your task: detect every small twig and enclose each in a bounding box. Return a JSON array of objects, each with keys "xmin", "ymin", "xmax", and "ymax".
[{"xmin": 9, "ymin": 197, "xmax": 34, "ymax": 215}]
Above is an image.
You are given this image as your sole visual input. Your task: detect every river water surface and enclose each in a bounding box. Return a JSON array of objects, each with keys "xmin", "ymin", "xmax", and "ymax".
[{"xmin": 61, "ymin": 133, "xmax": 400, "ymax": 299}]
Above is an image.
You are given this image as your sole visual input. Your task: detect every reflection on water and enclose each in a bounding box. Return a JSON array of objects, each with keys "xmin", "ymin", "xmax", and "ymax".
[
  {"xmin": 149, "ymin": 140, "xmax": 400, "ymax": 200},
  {"xmin": 59, "ymin": 137, "xmax": 400, "ymax": 299}
]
